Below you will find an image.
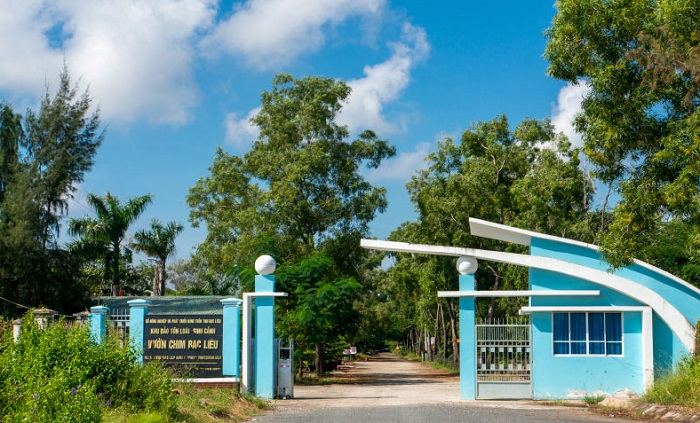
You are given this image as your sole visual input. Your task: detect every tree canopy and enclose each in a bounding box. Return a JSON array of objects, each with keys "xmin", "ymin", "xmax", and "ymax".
[
  {"xmin": 545, "ymin": 0, "xmax": 700, "ymax": 266},
  {"xmin": 187, "ymin": 73, "xmax": 395, "ymax": 371},
  {"xmin": 132, "ymin": 219, "xmax": 184, "ymax": 296},
  {"xmin": 188, "ymin": 74, "xmax": 395, "ymax": 270},
  {"xmin": 379, "ymin": 115, "xmax": 594, "ymax": 363},
  {"xmin": 69, "ymin": 192, "xmax": 152, "ymax": 296},
  {"xmin": 0, "ymin": 69, "xmax": 103, "ymax": 314}
]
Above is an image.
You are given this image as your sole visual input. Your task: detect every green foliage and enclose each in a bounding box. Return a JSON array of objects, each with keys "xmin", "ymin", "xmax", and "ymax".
[
  {"xmin": 187, "ymin": 73, "xmax": 395, "ymax": 270},
  {"xmin": 545, "ymin": 0, "xmax": 700, "ymax": 266},
  {"xmin": 69, "ymin": 192, "xmax": 152, "ymax": 296},
  {"xmin": 645, "ymin": 356, "xmax": 700, "ymax": 407},
  {"xmin": 390, "ymin": 116, "xmax": 592, "ymax": 325},
  {"xmin": 276, "ymin": 252, "xmax": 362, "ymax": 373},
  {"xmin": 132, "ymin": 220, "xmax": 184, "ymax": 296},
  {"xmin": 582, "ymin": 394, "xmax": 606, "ymax": 405},
  {"xmin": 0, "ymin": 69, "xmax": 103, "ymax": 315},
  {"xmin": 0, "ymin": 315, "xmax": 177, "ymax": 421},
  {"xmin": 187, "ymin": 73, "xmax": 394, "ymax": 372}
]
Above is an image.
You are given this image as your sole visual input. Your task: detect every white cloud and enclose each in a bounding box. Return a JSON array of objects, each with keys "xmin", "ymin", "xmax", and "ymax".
[
  {"xmin": 204, "ymin": 0, "xmax": 385, "ymax": 69},
  {"xmin": 366, "ymin": 142, "xmax": 431, "ymax": 183},
  {"xmin": 551, "ymin": 82, "xmax": 591, "ymax": 148},
  {"xmin": 339, "ymin": 23, "xmax": 430, "ymax": 134},
  {"xmin": 223, "ymin": 22, "xmax": 429, "ymax": 150},
  {"xmin": 0, "ymin": 1, "xmax": 64, "ymax": 95},
  {"xmin": 0, "ymin": 0, "xmax": 216, "ymax": 124},
  {"xmin": 224, "ymin": 107, "xmax": 261, "ymax": 148}
]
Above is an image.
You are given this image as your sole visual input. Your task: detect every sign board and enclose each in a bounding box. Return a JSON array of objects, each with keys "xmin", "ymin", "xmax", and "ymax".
[
  {"xmin": 143, "ymin": 314, "xmax": 223, "ymax": 378},
  {"xmin": 343, "ymin": 347, "xmax": 358, "ymax": 355}
]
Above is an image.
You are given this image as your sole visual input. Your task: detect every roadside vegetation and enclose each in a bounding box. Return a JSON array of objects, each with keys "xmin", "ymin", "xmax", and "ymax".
[
  {"xmin": 0, "ymin": 317, "xmax": 266, "ymax": 422},
  {"xmin": 644, "ymin": 357, "xmax": 700, "ymax": 409}
]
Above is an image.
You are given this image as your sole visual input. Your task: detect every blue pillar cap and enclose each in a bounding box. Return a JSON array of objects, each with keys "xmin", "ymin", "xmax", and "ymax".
[
  {"xmin": 90, "ymin": 306, "xmax": 110, "ymax": 314},
  {"xmin": 127, "ymin": 299, "xmax": 152, "ymax": 308},
  {"xmin": 220, "ymin": 298, "xmax": 243, "ymax": 306}
]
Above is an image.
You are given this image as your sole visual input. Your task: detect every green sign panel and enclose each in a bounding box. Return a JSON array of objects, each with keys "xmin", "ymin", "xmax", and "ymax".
[{"xmin": 143, "ymin": 315, "xmax": 223, "ymax": 378}]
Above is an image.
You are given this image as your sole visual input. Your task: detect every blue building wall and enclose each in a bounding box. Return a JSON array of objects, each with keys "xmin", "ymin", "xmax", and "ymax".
[
  {"xmin": 531, "ymin": 311, "xmax": 644, "ymax": 399},
  {"xmin": 529, "ymin": 268, "xmax": 645, "ymax": 398},
  {"xmin": 529, "ymin": 238, "xmax": 700, "ymax": 389}
]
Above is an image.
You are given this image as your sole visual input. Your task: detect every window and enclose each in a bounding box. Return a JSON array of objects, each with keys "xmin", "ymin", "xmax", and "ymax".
[{"xmin": 553, "ymin": 312, "xmax": 622, "ymax": 356}]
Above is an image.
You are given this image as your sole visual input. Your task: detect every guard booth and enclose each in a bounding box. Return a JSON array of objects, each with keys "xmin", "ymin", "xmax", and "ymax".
[{"xmin": 275, "ymin": 339, "xmax": 294, "ymax": 399}]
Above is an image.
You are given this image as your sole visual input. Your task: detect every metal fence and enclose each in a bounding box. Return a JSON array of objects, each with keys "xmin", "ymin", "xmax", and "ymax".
[
  {"xmin": 476, "ymin": 317, "xmax": 531, "ymax": 382},
  {"xmin": 108, "ymin": 308, "xmax": 130, "ymax": 347}
]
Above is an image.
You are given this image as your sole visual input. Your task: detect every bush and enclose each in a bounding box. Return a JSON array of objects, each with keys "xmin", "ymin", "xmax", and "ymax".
[
  {"xmin": 645, "ymin": 356, "xmax": 700, "ymax": 407},
  {"xmin": 0, "ymin": 314, "xmax": 177, "ymax": 422}
]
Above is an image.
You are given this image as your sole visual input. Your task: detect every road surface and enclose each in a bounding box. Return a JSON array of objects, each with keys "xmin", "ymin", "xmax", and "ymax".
[{"xmin": 252, "ymin": 353, "xmax": 636, "ymax": 423}]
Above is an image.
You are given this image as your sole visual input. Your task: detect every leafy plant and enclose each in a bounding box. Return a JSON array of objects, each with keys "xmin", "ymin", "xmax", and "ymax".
[{"xmin": 0, "ymin": 314, "xmax": 177, "ymax": 421}]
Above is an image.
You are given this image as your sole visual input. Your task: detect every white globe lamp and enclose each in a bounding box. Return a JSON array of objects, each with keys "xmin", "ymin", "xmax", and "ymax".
[
  {"xmin": 456, "ymin": 256, "xmax": 478, "ymax": 275},
  {"xmin": 255, "ymin": 255, "xmax": 277, "ymax": 275}
]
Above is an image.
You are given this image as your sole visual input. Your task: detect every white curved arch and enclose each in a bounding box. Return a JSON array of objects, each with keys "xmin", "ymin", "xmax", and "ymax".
[
  {"xmin": 361, "ymin": 239, "xmax": 695, "ymax": 353},
  {"xmin": 469, "ymin": 217, "xmax": 700, "ymax": 298}
]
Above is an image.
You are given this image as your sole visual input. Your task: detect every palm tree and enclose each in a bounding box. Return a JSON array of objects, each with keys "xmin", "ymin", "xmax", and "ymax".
[
  {"xmin": 131, "ymin": 220, "xmax": 184, "ymax": 296},
  {"xmin": 69, "ymin": 192, "xmax": 152, "ymax": 296}
]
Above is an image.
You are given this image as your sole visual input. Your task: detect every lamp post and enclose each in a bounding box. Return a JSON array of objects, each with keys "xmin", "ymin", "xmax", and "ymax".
[{"xmin": 240, "ymin": 255, "xmax": 288, "ymax": 398}]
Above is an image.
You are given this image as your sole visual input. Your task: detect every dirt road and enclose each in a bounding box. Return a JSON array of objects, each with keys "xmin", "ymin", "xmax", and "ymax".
[
  {"xmin": 252, "ymin": 353, "xmax": 637, "ymax": 422},
  {"xmin": 275, "ymin": 352, "xmax": 461, "ymax": 409}
]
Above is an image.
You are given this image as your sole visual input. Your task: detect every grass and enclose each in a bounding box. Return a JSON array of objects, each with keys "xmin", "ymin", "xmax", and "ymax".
[
  {"xmin": 582, "ymin": 394, "xmax": 606, "ymax": 405},
  {"xmin": 644, "ymin": 356, "xmax": 700, "ymax": 409},
  {"xmin": 102, "ymin": 385, "xmax": 270, "ymax": 422}
]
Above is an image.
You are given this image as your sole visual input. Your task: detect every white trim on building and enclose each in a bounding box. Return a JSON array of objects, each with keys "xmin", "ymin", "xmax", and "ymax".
[{"xmin": 360, "ymin": 238, "xmax": 694, "ymax": 353}]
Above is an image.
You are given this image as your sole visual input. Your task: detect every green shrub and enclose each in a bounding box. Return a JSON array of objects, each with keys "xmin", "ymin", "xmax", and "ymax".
[
  {"xmin": 645, "ymin": 356, "xmax": 700, "ymax": 407},
  {"xmin": 0, "ymin": 314, "xmax": 177, "ymax": 421}
]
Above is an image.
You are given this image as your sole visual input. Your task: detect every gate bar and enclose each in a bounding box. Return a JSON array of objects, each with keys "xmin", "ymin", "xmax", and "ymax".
[{"xmin": 438, "ymin": 290, "xmax": 599, "ymax": 298}]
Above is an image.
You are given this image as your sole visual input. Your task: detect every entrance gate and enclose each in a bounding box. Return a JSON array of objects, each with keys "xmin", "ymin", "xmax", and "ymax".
[{"xmin": 475, "ymin": 317, "xmax": 531, "ymax": 399}]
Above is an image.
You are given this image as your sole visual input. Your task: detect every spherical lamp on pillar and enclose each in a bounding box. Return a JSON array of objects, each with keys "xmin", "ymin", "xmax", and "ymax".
[
  {"xmin": 456, "ymin": 255, "xmax": 477, "ymax": 400},
  {"xmin": 255, "ymin": 255, "xmax": 277, "ymax": 275},
  {"xmin": 254, "ymin": 254, "xmax": 277, "ymax": 399},
  {"xmin": 457, "ymin": 256, "xmax": 478, "ymax": 275}
]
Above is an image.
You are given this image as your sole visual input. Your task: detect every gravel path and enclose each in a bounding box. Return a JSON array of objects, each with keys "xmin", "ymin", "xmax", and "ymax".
[{"xmin": 252, "ymin": 353, "xmax": 637, "ymax": 423}]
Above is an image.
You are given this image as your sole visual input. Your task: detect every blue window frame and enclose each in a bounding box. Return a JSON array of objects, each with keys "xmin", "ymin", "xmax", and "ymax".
[{"xmin": 552, "ymin": 312, "xmax": 622, "ymax": 356}]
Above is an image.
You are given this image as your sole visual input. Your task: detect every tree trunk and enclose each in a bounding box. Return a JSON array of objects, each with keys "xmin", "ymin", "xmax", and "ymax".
[
  {"xmin": 434, "ymin": 307, "xmax": 440, "ymax": 362},
  {"xmin": 112, "ymin": 248, "xmax": 120, "ymax": 296},
  {"xmin": 314, "ymin": 343, "xmax": 323, "ymax": 376},
  {"xmin": 448, "ymin": 302, "xmax": 459, "ymax": 367},
  {"xmin": 297, "ymin": 356, "xmax": 304, "ymax": 380},
  {"xmin": 488, "ymin": 272, "xmax": 501, "ymax": 320},
  {"xmin": 440, "ymin": 302, "xmax": 447, "ymax": 363}
]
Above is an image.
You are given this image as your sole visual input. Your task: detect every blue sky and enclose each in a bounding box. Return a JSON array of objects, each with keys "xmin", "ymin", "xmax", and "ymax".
[{"xmin": 0, "ymin": 0, "xmax": 591, "ymax": 263}]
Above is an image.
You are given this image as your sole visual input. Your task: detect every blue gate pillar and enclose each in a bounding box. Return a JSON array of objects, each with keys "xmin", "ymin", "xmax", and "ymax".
[
  {"xmin": 89, "ymin": 306, "xmax": 109, "ymax": 344},
  {"xmin": 254, "ymin": 255, "xmax": 277, "ymax": 399},
  {"xmin": 128, "ymin": 299, "xmax": 151, "ymax": 363},
  {"xmin": 457, "ymin": 257, "xmax": 478, "ymax": 400},
  {"xmin": 221, "ymin": 298, "xmax": 243, "ymax": 378}
]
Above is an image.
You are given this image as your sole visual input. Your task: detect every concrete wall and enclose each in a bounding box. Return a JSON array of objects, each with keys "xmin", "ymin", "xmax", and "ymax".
[
  {"xmin": 529, "ymin": 268, "xmax": 645, "ymax": 398},
  {"xmin": 529, "ymin": 237, "xmax": 700, "ymax": 396}
]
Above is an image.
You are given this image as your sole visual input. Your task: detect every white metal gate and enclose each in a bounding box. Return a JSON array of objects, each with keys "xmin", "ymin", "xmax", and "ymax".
[{"xmin": 476, "ymin": 317, "xmax": 531, "ymax": 399}]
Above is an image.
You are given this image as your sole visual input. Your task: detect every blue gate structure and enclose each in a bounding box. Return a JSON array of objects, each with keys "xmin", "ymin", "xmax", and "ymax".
[{"xmin": 362, "ymin": 217, "xmax": 700, "ymax": 400}]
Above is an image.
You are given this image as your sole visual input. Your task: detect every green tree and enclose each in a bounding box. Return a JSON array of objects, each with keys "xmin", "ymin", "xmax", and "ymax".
[
  {"xmin": 132, "ymin": 219, "xmax": 184, "ymax": 296},
  {"xmin": 384, "ymin": 116, "xmax": 593, "ymax": 364},
  {"xmin": 0, "ymin": 103, "xmax": 22, "ymax": 205},
  {"xmin": 187, "ymin": 73, "xmax": 395, "ymax": 370},
  {"xmin": 0, "ymin": 70, "xmax": 103, "ymax": 314},
  {"xmin": 276, "ymin": 253, "xmax": 361, "ymax": 375},
  {"xmin": 545, "ymin": 0, "xmax": 700, "ymax": 266},
  {"xmin": 68, "ymin": 192, "xmax": 152, "ymax": 296}
]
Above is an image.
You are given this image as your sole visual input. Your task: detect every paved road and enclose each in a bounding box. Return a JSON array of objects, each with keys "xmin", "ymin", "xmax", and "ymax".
[{"xmin": 252, "ymin": 353, "xmax": 636, "ymax": 423}]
